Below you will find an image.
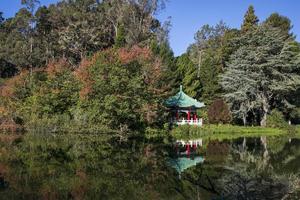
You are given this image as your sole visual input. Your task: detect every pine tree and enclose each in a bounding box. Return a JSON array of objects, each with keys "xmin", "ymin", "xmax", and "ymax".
[
  {"xmin": 175, "ymin": 54, "xmax": 201, "ymax": 98},
  {"xmin": 241, "ymin": 5, "xmax": 259, "ymax": 32},
  {"xmin": 265, "ymin": 13, "xmax": 292, "ymax": 35}
]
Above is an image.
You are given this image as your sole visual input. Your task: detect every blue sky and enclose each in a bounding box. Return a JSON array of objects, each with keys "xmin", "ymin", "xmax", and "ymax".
[{"xmin": 1, "ymin": 0, "xmax": 299, "ymax": 56}]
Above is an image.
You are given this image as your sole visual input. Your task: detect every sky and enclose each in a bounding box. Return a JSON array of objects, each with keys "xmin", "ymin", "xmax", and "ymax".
[{"xmin": 1, "ymin": 0, "xmax": 299, "ymax": 56}]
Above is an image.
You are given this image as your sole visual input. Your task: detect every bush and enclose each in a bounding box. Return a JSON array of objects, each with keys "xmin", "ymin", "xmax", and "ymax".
[
  {"xmin": 267, "ymin": 109, "xmax": 288, "ymax": 129},
  {"xmin": 198, "ymin": 109, "xmax": 208, "ymax": 124},
  {"xmin": 208, "ymin": 99, "xmax": 232, "ymax": 124}
]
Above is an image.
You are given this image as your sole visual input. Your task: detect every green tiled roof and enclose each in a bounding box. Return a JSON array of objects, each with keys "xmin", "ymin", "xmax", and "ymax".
[{"xmin": 165, "ymin": 86, "xmax": 205, "ymax": 108}]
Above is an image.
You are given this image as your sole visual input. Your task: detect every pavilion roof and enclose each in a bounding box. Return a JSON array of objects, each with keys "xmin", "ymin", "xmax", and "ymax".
[{"xmin": 165, "ymin": 86, "xmax": 205, "ymax": 109}]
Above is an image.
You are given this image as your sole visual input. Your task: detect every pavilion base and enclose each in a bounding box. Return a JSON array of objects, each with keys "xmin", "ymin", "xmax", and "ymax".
[{"xmin": 173, "ymin": 118, "xmax": 203, "ymax": 126}]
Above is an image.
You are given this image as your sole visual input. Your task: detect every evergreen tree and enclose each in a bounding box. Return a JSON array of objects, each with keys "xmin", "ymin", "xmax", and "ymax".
[
  {"xmin": 265, "ymin": 13, "xmax": 293, "ymax": 36},
  {"xmin": 241, "ymin": 5, "xmax": 259, "ymax": 32},
  {"xmin": 221, "ymin": 25, "xmax": 300, "ymax": 126},
  {"xmin": 175, "ymin": 54, "xmax": 201, "ymax": 98},
  {"xmin": 0, "ymin": 12, "xmax": 4, "ymax": 24}
]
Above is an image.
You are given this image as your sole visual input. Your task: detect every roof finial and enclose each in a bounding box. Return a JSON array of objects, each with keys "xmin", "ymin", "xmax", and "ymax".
[{"xmin": 180, "ymin": 85, "xmax": 183, "ymax": 92}]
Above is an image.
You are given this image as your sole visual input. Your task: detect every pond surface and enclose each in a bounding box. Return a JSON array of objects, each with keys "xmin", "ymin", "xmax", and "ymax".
[{"xmin": 0, "ymin": 134, "xmax": 299, "ymax": 199}]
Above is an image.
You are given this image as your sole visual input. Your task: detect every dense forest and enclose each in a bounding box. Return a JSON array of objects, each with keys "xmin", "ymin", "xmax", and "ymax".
[
  {"xmin": 1, "ymin": 1, "xmax": 300, "ymax": 199},
  {"xmin": 0, "ymin": 0, "xmax": 300, "ymax": 136}
]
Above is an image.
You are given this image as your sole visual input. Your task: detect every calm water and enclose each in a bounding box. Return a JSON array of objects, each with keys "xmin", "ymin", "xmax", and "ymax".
[{"xmin": 0, "ymin": 134, "xmax": 299, "ymax": 199}]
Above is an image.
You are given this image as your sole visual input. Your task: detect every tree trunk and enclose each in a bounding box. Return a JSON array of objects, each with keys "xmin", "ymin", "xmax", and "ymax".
[
  {"xmin": 242, "ymin": 137, "xmax": 246, "ymax": 150},
  {"xmin": 260, "ymin": 112, "xmax": 267, "ymax": 127},
  {"xmin": 260, "ymin": 95, "xmax": 269, "ymax": 127},
  {"xmin": 242, "ymin": 113, "xmax": 247, "ymax": 126}
]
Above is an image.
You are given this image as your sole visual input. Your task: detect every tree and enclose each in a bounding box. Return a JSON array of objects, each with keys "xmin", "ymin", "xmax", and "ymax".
[
  {"xmin": 21, "ymin": 0, "xmax": 40, "ymax": 13},
  {"xmin": 0, "ymin": 12, "xmax": 4, "ymax": 24},
  {"xmin": 241, "ymin": 5, "xmax": 259, "ymax": 32},
  {"xmin": 265, "ymin": 13, "xmax": 292, "ymax": 35},
  {"xmin": 21, "ymin": 0, "xmax": 41, "ymax": 74},
  {"xmin": 221, "ymin": 25, "xmax": 300, "ymax": 126},
  {"xmin": 208, "ymin": 99, "xmax": 232, "ymax": 124},
  {"xmin": 186, "ymin": 21, "xmax": 230, "ymax": 103},
  {"xmin": 175, "ymin": 54, "xmax": 200, "ymax": 98}
]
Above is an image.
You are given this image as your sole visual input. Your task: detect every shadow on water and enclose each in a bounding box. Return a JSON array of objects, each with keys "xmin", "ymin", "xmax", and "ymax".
[{"xmin": 0, "ymin": 133, "xmax": 299, "ymax": 199}]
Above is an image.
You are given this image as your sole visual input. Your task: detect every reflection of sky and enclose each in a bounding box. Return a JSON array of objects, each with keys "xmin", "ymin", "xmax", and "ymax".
[{"xmin": 168, "ymin": 156, "xmax": 204, "ymax": 174}]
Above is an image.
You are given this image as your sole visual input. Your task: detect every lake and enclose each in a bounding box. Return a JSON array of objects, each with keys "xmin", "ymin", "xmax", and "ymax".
[{"xmin": 0, "ymin": 134, "xmax": 299, "ymax": 199}]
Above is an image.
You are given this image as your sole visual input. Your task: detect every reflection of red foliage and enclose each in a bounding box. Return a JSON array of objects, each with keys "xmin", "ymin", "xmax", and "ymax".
[
  {"xmin": 207, "ymin": 141, "xmax": 230, "ymax": 156},
  {"xmin": 41, "ymin": 187, "xmax": 58, "ymax": 200},
  {"xmin": 0, "ymin": 134, "xmax": 21, "ymax": 144},
  {"xmin": 70, "ymin": 170, "xmax": 87, "ymax": 200},
  {"xmin": 0, "ymin": 120, "xmax": 22, "ymax": 133}
]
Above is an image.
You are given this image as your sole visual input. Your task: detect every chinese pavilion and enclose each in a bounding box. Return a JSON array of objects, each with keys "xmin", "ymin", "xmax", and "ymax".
[{"xmin": 165, "ymin": 85, "xmax": 205, "ymax": 126}]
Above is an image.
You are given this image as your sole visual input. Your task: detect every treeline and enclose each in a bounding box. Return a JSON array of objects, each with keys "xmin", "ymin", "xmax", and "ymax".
[
  {"xmin": 176, "ymin": 6, "xmax": 300, "ymax": 126},
  {"xmin": 0, "ymin": 0, "xmax": 175, "ymax": 136},
  {"xmin": 0, "ymin": 2, "xmax": 299, "ymax": 134},
  {"xmin": 0, "ymin": 0, "xmax": 172, "ymax": 76}
]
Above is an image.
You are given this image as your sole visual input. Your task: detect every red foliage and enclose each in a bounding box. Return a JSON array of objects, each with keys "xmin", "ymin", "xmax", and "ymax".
[
  {"xmin": 74, "ymin": 58, "xmax": 94, "ymax": 99},
  {"xmin": 208, "ymin": 99, "xmax": 232, "ymax": 124},
  {"xmin": 0, "ymin": 119, "xmax": 23, "ymax": 133},
  {"xmin": 45, "ymin": 59, "xmax": 71, "ymax": 77},
  {"xmin": 118, "ymin": 45, "xmax": 152, "ymax": 64},
  {"xmin": 0, "ymin": 70, "xmax": 29, "ymax": 98}
]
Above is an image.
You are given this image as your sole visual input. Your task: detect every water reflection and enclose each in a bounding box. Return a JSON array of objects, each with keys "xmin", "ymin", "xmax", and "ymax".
[
  {"xmin": 173, "ymin": 136, "xmax": 300, "ymax": 199},
  {"xmin": 0, "ymin": 134, "xmax": 299, "ymax": 199},
  {"xmin": 168, "ymin": 156, "xmax": 204, "ymax": 175}
]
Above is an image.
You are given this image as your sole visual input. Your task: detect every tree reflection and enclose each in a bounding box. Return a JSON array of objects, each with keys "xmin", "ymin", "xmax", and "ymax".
[{"xmin": 181, "ymin": 137, "xmax": 300, "ymax": 199}]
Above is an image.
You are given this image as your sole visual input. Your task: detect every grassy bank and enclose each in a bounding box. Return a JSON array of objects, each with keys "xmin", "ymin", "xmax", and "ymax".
[{"xmin": 171, "ymin": 124, "xmax": 298, "ymax": 140}]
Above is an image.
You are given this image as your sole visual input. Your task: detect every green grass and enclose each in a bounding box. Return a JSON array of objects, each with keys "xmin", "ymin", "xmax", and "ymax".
[
  {"xmin": 171, "ymin": 124, "xmax": 294, "ymax": 140},
  {"xmin": 296, "ymin": 125, "xmax": 300, "ymax": 135}
]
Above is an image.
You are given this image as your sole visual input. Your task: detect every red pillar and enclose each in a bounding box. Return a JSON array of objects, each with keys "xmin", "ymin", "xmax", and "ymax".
[
  {"xmin": 186, "ymin": 143, "xmax": 190, "ymax": 157},
  {"xmin": 192, "ymin": 143, "xmax": 196, "ymax": 150},
  {"xmin": 176, "ymin": 110, "xmax": 179, "ymax": 120},
  {"xmin": 187, "ymin": 111, "xmax": 190, "ymax": 121}
]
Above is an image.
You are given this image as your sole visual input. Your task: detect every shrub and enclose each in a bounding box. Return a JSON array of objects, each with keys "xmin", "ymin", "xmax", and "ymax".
[
  {"xmin": 208, "ymin": 99, "xmax": 232, "ymax": 124},
  {"xmin": 198, "ymin": 108, "xmax": 208, "ymax": 124},
  {"xmin": 267, "ymin": 109, "xmax": 288, "ymax": 129}
]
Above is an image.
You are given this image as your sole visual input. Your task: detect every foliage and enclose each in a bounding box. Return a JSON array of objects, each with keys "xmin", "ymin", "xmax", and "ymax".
[
  {"xmin": 183, "ymin": 21, "xmax": 232, "ymax": 103},
  {"xmin": 241, "ymin": 5, "xmax": 259, "ymax": 32},
  {"xmin": 220, "ymin": 25, "xmax": 300, "ymax": 126},
  {"xmin": 0, "ymin": 133, "xmax": 184, "ymax": 199},
  {"xmin": 0, "ymin": 0, "xmax": 168, "ymax": 76},
  {"xmin": 207, "ymin": 99, "xmax": 231, "ymax": 124},
  {"xmin": 264, "ymin": 13, "xmax": 292, "ymax": 35},
  {"xmin": 267, "ymin": 109, "xmax": 288, "ymax": 129},
  {"xmin": 0, "ymin": 45, "xmax": 169, "ymax": 136},
  {"xmin": 175, "ymin": 54, "xmax": 200, "ymax": 98}
]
